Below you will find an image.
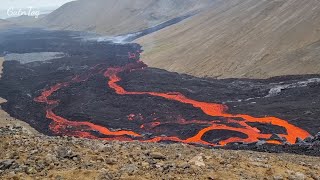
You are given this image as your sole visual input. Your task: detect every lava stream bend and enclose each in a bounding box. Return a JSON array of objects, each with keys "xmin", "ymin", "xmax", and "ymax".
[{"xmin": 35, "ymin": 55, "xmax": 310, "ymax": 146}]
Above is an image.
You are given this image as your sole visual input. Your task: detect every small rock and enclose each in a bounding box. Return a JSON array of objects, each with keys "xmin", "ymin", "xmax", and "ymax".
[
  {"xmin": 105, "ymin": 158, "xmax": 117, "ymax": 165},
  {"xmin": 310, "ymin": 172, "xmax": 320, "ymax": 180},
  {"xmin": 207, "ymin": 173, "xmax": 217, "ymax": 180},
  {"xmin": 120, "ymin": 164, "xmax": 137, "ymax": 175},
  {"xmin": 295, "ymin": 172, "xmax": 306, "ymax": 180},
  {"xmin": 95, "ymin": 156, "xmax": 105, "ymax": 162},
  {"xmin": 256, "ymin": 140, "xmax": 266, "ymax": 146},
  {"xmin": 149, "ymin": 152, "xmax": 166, "ymax": 160},
  {"xmin": 7, "ymin": 171, "xmax": 16, "ymax": 178},
  {"xmin": 30, "ymin": 149, "xmax": 38, "ymax": 155},
  {"xmin": 0, "ymin": 159, "xmax": 15, "ymax": 170},
  {"xmin": 269, "ymin": 134, "xmax": 286, "ymax": 142},
  {"xmin": 45, "ymin": 154, "xmax": 55, "ymax": 163},
  {"xmin": 250, "ymin": 162, "xmax": 271, "ymax": 168},
  {"xmin": 55, "ymin": 175, "xmax": 64, "ymax": 180},
  {"xmin": 304, "ymin": 136, "xmax": 314, "ymax": 143},
  {"xmin": 273, "ymin": 175, "xmax": 284, "ymax": 180},
  {"xmin": 56, "ymin": 147, "xmax": 77, "ymax": 159},
  {"xmin": 48, "ymin": 163, "xmax": 55, "ymax": 170},
  {"xmin": 295, "ymin": 138, "xmax": 305, "ymax": 144},
  {"xmin": 9, "ymin": 152, "xmax": 19, "ymax": 159},
  {"xmin": 98, "ymin": 171, "xmax": 114, "ymax": 180},
  {"xmin": 25, "ymin": 167, "xmax": 37, "ymax": 175},
  {"xmin": 155, "ymin": 162, "xmax": 164, "ymax": 168},
  {"xmin": 72, "ymin": 156, "xmax": 79, "ymax": 161},
  {"xmin": 189, "ymin": 154, "xmax": 205, "ymax": 167},
  {"xmin": 289, "ymin": 172, "xmax": 306, "ymax": 180},
  {"xmin": 315, "ymin": 132, "xmax": 320, "ymax": 140},
  {"xmin": 178, "ymin": 162, "xmax": 190, "ymax": 169},
  {"xmin": 141, "ymin": 162, "xmax": 149, "ymax": 168}
]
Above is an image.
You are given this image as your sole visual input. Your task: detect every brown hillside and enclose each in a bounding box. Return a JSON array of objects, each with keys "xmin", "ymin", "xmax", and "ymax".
[
  {"xmin": 36, "ymin": 0, "xmax": 216, "ymax": 36},
  {"xmin": 137, "ymin": 0, "xmax": 320, "ymax": 79}
]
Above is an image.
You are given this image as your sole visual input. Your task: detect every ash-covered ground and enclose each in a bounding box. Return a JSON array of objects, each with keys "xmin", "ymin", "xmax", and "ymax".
[{"xmin": 0, "ymin": 28, "xmax": 319, "ymax": 155}]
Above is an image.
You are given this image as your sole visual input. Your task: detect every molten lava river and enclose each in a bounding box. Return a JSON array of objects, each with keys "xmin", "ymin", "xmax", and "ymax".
[{"xmin": 34, "ymin": 52, "xmax": 310, "ymax": 146}]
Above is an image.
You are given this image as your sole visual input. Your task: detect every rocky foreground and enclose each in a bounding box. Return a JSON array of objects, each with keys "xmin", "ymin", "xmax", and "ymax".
[{"xmin": 0, "ymin": 125, "xmax": 319, "ymax": 180}]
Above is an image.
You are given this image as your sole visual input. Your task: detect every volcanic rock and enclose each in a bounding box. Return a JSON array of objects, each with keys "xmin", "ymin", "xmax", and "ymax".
[
  {"xmin": 295, "ymin": 138, "xmax": 305, "ymax": 144},
  {"xmin": 97, "ymin": 171, "xmax": 114, "ymax": 180},
  {"xmin": 273, "ymin": 175, "xmax": 284, "ymax": 180},
  {"xmin": 289, "ymin": 172, "xmax": 306, "ymax": 180},
  {"xmin": 269, "ymin": 134, "xmax": 287, "ymax": 143},
  {"xmin": 315, "ymin": 132, "xmax": 320, "ymax": 140},
  {"xmin": 105, "ymin": 158, "xmax": 117, "ymax": 165},
  {"xmin": 45, "ymin": 154, "xmax": 56, "ymax": 164},
  {"xmin": 304, "ymin": 136, "xmax": 315, "ymax": 143},
  {"xmin": 25, "ymin": 167, "xmax": 37, "ymax": 175},
  {"xmin": 56, "ymin": 147, "xmax": 78, "ymax": 159},
  {"xmin": 256, "ymin": 140, "xmax": 266, "ymax": 146},
  {"xmin": 0, "ymin": 160, "xmax": 15, "ymax": 170},
  {"xmin": 120, "ymin": 164, "xmax": 138, "ymax": 175},
  {"xmin": 149, "ymin": 152, "xmax": 166, "ymax": 160},
  {"xmin": 189, "ymin": 154, "xmax": 205, "ymax": 167},
  {"xmin": 250, "ymin": 162, "xmax": 271, "ymax": 169}
]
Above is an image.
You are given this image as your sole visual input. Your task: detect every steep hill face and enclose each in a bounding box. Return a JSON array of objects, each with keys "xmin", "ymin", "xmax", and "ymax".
[
  {"xmin": 137, "ymin": 0, "xmax": 320, "ymax": 79},
  {"xmin": 36, "ymin": 0, "xmax": 215, "ymax": 36}
]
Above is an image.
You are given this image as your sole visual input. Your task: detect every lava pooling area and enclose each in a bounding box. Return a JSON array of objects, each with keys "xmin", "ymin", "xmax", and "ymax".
[{"xmin": 0, "ymin": 29, "xmax": 319, "ymax": 151}]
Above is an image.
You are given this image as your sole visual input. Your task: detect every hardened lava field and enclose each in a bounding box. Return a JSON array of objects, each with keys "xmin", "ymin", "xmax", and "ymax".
[{"xmin": 0, "ymin": 29, "xmax": 319, "ymax": 155}]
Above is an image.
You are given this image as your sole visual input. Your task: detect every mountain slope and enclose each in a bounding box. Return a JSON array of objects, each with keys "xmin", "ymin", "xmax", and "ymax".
[
  {"xmin": 0, "ymin": 19, "xmax": 15, "ymax": 29},
  {"xmin": 36, "ymin": 0, "xmax": 216, "ymax": 36},
  {"xmin": 137, "ymin": 0, "xmax": 320, "ymax": 79},
  {"xmin": 7, "ymin": 15, "xmax": 47, "ymax": 26}
]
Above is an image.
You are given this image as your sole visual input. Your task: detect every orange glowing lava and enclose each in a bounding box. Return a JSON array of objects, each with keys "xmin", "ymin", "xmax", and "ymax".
[{"xmin": 34, "ymin": 52, "xmax": 310, "ymax": 146}]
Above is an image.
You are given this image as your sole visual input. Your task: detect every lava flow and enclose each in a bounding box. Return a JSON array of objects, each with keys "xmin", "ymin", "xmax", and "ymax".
[{"xmin": 34, "ymin": 52, "xmax": 310, "ymax": 146}]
